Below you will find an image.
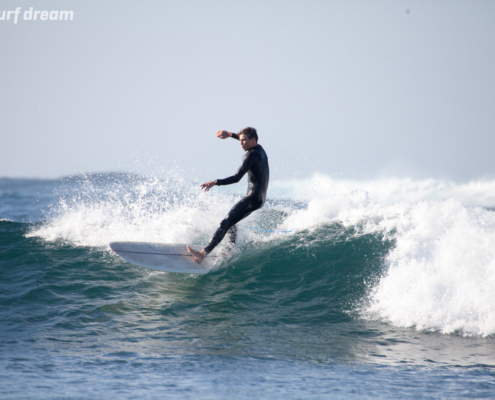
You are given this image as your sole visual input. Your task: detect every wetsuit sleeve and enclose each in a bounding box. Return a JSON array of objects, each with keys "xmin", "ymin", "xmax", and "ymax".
[
  {"xmin": 216, "ymin": 151, "xmax": 260, "ymax": 186},
  {"xmin": 231, "ymin": 133, "xmax": 240, "ymax": 140}
]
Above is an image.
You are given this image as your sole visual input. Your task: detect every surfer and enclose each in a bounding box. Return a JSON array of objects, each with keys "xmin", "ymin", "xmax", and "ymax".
[{"xmin": 187, "ymin": 127, "xmax": 269, "ymax": 263}]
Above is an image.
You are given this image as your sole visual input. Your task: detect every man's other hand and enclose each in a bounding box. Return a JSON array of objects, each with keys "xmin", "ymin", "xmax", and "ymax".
[{"xmin": 200, "ymin": 180, "xmax": 217, "ymax": 192}]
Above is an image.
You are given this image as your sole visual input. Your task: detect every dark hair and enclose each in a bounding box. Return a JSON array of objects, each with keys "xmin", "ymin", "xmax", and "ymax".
[{"xmin": 238, "ymin": 127, "xmax": 258, "ymax": 142}]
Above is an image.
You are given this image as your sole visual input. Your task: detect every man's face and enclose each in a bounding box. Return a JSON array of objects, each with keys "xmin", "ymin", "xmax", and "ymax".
[{"xmin": 240, "ymin": 134, "xmax": 257, "ymax": 151}]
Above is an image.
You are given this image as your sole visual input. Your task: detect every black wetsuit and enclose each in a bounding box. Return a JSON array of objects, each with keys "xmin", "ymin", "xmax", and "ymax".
[{"xmin": 204, "ymin": 134, "xmax": 269, "ymax": 254}]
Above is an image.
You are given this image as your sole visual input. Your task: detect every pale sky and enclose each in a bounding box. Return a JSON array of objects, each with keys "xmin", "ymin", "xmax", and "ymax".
[{"xmin": 1, "ymin": 0, "xmax": 494, "ymax": 182}]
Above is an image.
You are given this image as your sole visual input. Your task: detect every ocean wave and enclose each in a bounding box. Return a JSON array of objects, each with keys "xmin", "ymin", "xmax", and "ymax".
[
  {"xmin": 282, "ymin": 186, "xmax": 495, "ymax": 336},
  {"xmin": 26, "ymin": 172, "xmax": 495, "ymax": 336}
]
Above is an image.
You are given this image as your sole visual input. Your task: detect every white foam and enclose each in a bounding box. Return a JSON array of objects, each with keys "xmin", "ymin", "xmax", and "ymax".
[{"xmin": 361, "ymin": 200, "xmax": 495, "ymax": 337}]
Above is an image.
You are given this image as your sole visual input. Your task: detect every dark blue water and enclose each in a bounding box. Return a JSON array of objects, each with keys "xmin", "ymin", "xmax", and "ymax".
[{"xmin": 1, "ymin": 174, "xmax": 495, "ymax": 398}]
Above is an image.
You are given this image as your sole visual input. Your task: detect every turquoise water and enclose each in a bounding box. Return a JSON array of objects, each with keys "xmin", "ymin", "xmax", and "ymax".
[{"xmin": 1, "ymin": 174, "xmax": 495, "ymax": 398}]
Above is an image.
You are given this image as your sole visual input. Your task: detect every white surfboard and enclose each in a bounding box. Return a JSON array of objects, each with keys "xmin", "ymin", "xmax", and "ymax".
[{"xmin": 109, "ymin": 241, "xmax": 217, "ymax": 274}]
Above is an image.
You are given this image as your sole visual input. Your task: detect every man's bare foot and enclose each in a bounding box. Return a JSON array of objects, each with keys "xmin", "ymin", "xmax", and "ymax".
[{"xmin": 187, "ymin": 246, "xmax": 207, "ymax": 264}]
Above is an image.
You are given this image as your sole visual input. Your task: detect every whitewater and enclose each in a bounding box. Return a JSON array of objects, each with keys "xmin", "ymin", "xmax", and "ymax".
[{"xmin": 1, "ymin": 172, "xmax": 495, "ymax": 398}]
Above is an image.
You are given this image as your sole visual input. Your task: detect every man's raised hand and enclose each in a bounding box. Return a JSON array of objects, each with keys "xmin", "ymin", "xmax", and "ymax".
[{"xmin": 216, "ymin": 130, "xmax": 232, "ymax": 139}]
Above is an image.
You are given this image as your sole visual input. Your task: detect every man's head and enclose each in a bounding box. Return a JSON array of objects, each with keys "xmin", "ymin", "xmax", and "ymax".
[{"xmin": 239, "ymin": 127, "xmax": 258, "ymax": 151}]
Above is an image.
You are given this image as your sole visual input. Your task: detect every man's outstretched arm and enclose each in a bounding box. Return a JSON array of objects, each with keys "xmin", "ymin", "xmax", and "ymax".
[
  {"xmin": 216, "ymin": 151, "xmax": 259, "ymax": 186},
  {"xmin": 199, "ymin": 150, "xmax": 259, "ymax": 191},
  {"xmin": 216, "ymin": 130, "xmax": 240, "ymax": 140}
]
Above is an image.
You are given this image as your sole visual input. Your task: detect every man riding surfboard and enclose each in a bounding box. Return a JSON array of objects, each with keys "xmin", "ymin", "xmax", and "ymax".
[{"xmin": 187, "ymin": 127, "xmax": 269, "ymax": 263}]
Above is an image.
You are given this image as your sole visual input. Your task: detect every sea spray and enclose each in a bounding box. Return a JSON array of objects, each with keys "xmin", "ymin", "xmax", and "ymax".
[
  {"xmin": 28, "ymin": 173, "xmax": 242, "ymax": 248},
  {"xmin": 270, "ymin": 173, "xmax": 495, "ymax": 207}
]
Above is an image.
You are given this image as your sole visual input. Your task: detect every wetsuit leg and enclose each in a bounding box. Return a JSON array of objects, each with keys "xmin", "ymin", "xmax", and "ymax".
[{"xmin": 204, "ymin": 196, "xmax": 262, "ymax": 254}]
